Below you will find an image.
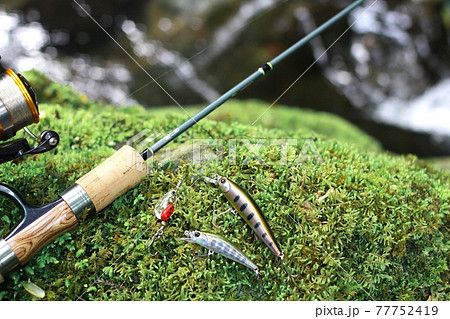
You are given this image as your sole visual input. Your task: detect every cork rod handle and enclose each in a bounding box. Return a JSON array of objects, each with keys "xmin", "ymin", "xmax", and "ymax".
[{"xmin": 76, "ymin": 145, "xmax": 148, "ymax": 212}]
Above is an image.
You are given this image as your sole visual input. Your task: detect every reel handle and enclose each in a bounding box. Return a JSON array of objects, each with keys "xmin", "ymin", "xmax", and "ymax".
[
  {"xmin": 0, "ymin": 146, "xmax": 147, "ymax": 283},
  {"xmin": 0, "ymin": 130, "xmax": 60, "ymax": 164}
]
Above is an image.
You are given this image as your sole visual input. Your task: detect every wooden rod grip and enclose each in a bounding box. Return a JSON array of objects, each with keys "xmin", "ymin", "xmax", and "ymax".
[
  {"xmin": 6, "ymin": 201, "xmax": 78, "ymax": 265},
  {"xmin": 76, "ymin": 145, "xmax": 147, "ymax": 212}
]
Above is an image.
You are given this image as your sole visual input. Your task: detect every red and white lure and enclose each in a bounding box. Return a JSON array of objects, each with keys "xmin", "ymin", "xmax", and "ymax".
[{"xmin": 146, "ymin": 180, "xmax": 182, "ymax": 256}]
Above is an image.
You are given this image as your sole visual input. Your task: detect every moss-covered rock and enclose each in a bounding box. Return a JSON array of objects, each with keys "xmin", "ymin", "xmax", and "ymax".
[{"xmin": 0, "ymin": 70, "xmax": 448, "ymax": 301}]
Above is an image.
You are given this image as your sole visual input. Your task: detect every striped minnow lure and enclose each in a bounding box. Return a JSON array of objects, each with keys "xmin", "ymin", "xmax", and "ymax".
[
  {"xmin": 177, "ymin": 230, "xmax": 259, "ymax": 275},
  {"xmin": 204, "ymin": 174, "xmax": 284, "ymax": 260}
]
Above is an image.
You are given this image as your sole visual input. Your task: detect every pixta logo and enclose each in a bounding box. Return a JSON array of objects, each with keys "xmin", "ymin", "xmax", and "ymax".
[{"xmin": 124, "ymin": 129, "xmax": 324, "ymax": 173}]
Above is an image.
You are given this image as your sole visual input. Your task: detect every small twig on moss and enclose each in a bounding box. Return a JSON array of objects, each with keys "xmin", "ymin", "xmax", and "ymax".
[
  {"xmin": 317, "ymin": 186, "xmax": 335, "ymax": 204},
  {"xmin": 95, "ymin": 278, "xmax": 127, "ymax": 291}
]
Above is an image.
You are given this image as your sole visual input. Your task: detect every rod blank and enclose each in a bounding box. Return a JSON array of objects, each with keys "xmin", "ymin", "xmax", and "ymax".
[{"xmin": 140, "ymin": 0, "xmax": 366, "ymax": 160}]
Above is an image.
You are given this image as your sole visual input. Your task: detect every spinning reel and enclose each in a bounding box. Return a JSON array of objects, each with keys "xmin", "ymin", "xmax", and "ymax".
[{"xmin": 0, "ymin": 58, "xmax": 59, "ymax": 164}]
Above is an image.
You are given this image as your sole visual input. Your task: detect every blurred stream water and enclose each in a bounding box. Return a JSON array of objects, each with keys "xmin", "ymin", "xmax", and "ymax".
[{"xmin": 0, "ymin": 9, "xmax": 136, "ymax": 105}]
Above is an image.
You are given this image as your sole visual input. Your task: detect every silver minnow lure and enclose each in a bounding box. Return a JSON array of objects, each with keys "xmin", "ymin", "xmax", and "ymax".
[
  {"xmin": 204, "ymin": 174, "xmax": 284, "ymax": 260},
  {"xmin": 178, "ymin": 230, "xmax": 259, "ymax": 274}
]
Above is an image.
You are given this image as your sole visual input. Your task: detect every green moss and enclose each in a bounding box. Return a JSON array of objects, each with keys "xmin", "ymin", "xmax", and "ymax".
[
  {"xmin": 427, "ymin": 157, "xmax": 450, "ymax": 171},
  {"xmin": 149, "ymin": 100, "xmax": 382, "ymax": 153},
  {"xmin": 0, "ymin": 70, "xmax": 448, "ymax": 300}
]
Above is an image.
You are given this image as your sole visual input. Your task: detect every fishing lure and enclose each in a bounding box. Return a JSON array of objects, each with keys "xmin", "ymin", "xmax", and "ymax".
[
  {"xmin": 178, "ymin": 230, "xmax": 259, "ymax": 275},
  {"xmin": 0, "ymin": 0, "xmax": 366, "ymax": 283},
  {"xmin": 146, "ymin": 180, "xmax": 182, "ymax": 256},
  {"xmin": 204, "ymin": 174, "xmax": 284, "ymax": 260}
]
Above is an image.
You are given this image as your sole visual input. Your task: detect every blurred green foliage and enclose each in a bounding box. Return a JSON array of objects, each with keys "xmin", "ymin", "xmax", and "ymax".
[{"xmin": 0, "ymin": 71, "xmax": 448, "ymax": 300}]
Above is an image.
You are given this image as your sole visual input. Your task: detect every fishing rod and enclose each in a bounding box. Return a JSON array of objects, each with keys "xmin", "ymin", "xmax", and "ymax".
[{"xmin": 0, "ymin": 0, "xmax": 367, "ymax": 284}]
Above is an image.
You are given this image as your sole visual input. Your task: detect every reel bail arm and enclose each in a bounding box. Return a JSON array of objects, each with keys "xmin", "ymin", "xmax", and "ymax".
[
  {"xmin": 0, "ymin": 58, "xmax": 60, "ymax": 164},
  {"xmin": 0, "ymin": 130, "xmax": 60, "ymax": 164}
]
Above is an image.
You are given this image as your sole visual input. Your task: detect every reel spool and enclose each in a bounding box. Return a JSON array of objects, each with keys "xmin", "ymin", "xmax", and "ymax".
[
  {"xmin": 0, "ymin": 58, "xmax": 59, "ymax": 164},
  {"xmin": 0, "ymin": 68, "xmax": 39, "ymax": 140}
]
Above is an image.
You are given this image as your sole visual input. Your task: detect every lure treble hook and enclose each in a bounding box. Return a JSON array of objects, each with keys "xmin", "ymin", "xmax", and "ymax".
[
  {"xmin": 146, "ymin": 225, "xmax": 165, "ymax": 257},
  {"xmin": 211, "ymin": 208, "xmax": 237, "ymax": 228},
  {"xmin": 146, "ymin": 179, "xmax": 183, "ymax": 257},
  {"xmin": 191, "ymin": 249, "xmax": 214, "ymax": 267}
]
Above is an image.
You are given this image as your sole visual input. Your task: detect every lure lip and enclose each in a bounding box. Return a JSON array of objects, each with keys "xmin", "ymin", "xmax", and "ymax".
[
  {"xmin": 176, "ymin": 230, "xmax": 199, "ymax": 243},
  {"xmin": 202, "ymin": 175, "xmax": 218, "ymax": 185},
  {"xmin": 203, "ymin": 174, "xmax": 231, "ymax": 193}
]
